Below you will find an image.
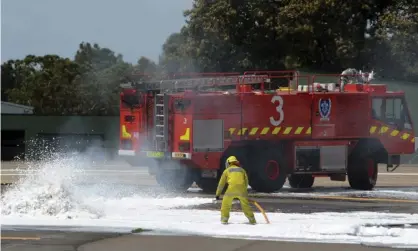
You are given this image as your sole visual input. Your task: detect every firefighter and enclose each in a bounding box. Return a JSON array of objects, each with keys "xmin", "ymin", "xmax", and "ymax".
[{"xmin": 215, "ymin": 156, "xmax": 256, "ymax": 225}]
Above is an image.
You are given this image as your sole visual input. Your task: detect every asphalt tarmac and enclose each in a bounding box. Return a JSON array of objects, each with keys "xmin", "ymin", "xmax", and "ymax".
[
  {"xmin": 1, "ymin": 161, "xmax": 418, "ymax": 251},
  {"xmin": 1, "ymin": 228, "xmax": 412, "ymax": 251}
]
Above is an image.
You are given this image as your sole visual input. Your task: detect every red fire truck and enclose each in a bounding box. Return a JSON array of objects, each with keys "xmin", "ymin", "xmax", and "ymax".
[{"xmin": 118, "ymin": 70, "xmax": 415, "ymax": 193}]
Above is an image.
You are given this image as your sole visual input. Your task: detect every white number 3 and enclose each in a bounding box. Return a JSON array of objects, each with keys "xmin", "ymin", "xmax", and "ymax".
[{"xmin": 270, "ymin": 95, "xmax": 284, "ymax": 126}]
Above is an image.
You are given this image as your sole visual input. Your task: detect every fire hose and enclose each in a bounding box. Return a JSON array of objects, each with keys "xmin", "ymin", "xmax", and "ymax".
[{"xmin": 249, "ymin": 199, "xmax": 270, "ymax": 224}]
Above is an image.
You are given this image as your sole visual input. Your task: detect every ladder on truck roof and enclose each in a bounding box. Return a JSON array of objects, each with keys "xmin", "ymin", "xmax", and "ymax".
[
  {"xmin": 154, "ymin": 93, "xmax": 168, "ymax": 151},
  {"xmin": 120, "ymin": 74, "xmax": 271, "ymax": 92}
]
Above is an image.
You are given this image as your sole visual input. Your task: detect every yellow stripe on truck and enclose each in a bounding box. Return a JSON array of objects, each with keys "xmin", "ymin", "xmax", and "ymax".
[
  {"xmin": 369, "ymin": 125, "xmax": 414, "ymax": 141},
  {"xmin": 227, "ymin": 126, "xmax": 311, "ymax": 136},
  {"xmin": 369, "ymin": 126, "xmax": 377, "ymax": 134},
  {"xmin": 226, "ymin": 124, "xmax": 414, "ymax": 140}
]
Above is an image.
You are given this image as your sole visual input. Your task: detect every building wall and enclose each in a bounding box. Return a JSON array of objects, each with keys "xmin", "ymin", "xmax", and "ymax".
[{"xmin": 1, "ymin": 115, "xmax": 119, "ymax": 159}]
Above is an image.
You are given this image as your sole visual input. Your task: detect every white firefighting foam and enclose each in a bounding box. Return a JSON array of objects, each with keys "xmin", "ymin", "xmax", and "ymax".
[
  {"xmin": 0, "ymin": 155, "xmax": 210, "ymax": 219},
  {"xmin": 1, "ymin": 155, "xmax": 418, "ymax": 248},
  {"xmin": 265, "ymin": 187, "xmax": 418, "ymax": 201}
]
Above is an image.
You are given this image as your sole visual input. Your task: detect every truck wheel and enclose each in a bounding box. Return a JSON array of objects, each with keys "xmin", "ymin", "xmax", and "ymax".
[
  {"xmin": 288, "ymin": 174, "xmax": 315, "ymax": 188},
  {"xmin": 195, "ymin": 178, "xmax": 218, "ymax": 193},
  {"xmin": 347, "ymin": 156, "xmax": 378, "ymax": 190},
  {"xmin": 248, "ymin": 147, "xmax": 288, "ymax": 193},
  {"xmin": 155, "ymin": 163, "xmax": 194, "ymax": 192}
]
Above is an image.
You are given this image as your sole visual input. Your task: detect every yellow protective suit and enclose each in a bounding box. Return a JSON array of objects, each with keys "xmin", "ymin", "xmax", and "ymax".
[{"xmin": 215, "ymin": 157, "xmax": 256, "ymax": 224}]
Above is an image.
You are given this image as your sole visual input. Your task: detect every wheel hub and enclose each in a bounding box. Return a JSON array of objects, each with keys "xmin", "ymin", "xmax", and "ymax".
[{"xmin": 265, "ymin": 160, "xmax": 280, "ymax": 180}]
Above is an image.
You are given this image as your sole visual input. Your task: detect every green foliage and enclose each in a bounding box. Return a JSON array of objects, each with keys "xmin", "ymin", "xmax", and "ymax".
[
  {"xmin": 74, "ymin": 42, "xmax": 134, "ymax": 115},
  {"xmin": 2, "ymin": 42, "xmax": 153, "ymax": 115},
  {"xmin": 373, "ymin": 0, "xmax": 418, "ymax": 81},
  {"xmin": 161, "ymin": 0, "xmax": 417, "ymax": 79},
  {"xmin": 1, "ymin": 0, "xmax": 417, "ymax": 115},
  {"xmin": 3, "ymin": 55, "xmax": 83, "ymax": 114}
]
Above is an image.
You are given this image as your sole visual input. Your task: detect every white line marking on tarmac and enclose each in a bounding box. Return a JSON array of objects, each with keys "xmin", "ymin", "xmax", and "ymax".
[
  {"xmin": 0, "ymin": 172, "xmax": 149, "ymax": 176},
  {"xmin": 0, "ymin": 174, "xmax": 147, "ymax": 176},
  {"xmin": 379, "ymin": 173, "xmax": 418, "ymax": 176},
  {"xmin": 0, "ymin": 169, "xmax": 148, "ymax": 173}
]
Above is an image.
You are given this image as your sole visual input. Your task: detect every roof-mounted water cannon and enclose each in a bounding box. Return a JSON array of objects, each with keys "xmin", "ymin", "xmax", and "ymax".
[{"xmin": 340, "ymin": 68, "xmax": 375, "ymax": 91}]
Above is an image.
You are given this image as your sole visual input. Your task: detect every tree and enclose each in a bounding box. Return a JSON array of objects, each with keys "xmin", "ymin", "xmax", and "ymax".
[
  {"xmin": 275, "ymin": 0, "xmax": 388, "ymax": 70},
  {"xmin": 180, "ymin": 0, "xmax": 287, "ymax": 71},
  {"xmin": 1, "ymin": 59, "xmax": 28, "ymax": 101},
  {"xmin": 159, "ymin": 32, "xmax": 198, "ymax": 74},
  {"xmin": 160, "ymin": 0, "xmax": 417, "ymax": 82},
  {"xmin": 74, "ymin": 42, "xmax": 124, "ymax": 73},
  {"xmin": 135, "ymin": 56, "xmax": 158, "ymax": 76},
  {"xmin": 373, "ymin": 0, "xmax": 418, "ymax": 81},
  {"xmin": 4, "ymin": 55, "xmax": 83, "ymax": 114},
  {"xmin": 74, "ymin": 42, "xmax": 133, "ymax": 115},
  {"xmin": 162, "ymin": 0, "xmax": 375, "ymax": 72}
]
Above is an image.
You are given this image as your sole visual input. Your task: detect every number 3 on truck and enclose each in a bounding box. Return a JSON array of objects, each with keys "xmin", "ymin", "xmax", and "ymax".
[{"xmin": 270, "ymin": 95, "xmax": 284, "ymax": 126}]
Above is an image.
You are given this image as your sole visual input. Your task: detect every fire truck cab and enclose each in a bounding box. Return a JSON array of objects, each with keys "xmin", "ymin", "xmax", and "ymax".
[{"xmin": 118, "ymin": 70, "xmax": 415, "ymax": 193}]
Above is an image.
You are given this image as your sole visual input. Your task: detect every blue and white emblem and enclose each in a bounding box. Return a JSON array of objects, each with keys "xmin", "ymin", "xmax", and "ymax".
[{"xmin": 319, "ymin": 98, "xmax": 331, "ymax": 121}]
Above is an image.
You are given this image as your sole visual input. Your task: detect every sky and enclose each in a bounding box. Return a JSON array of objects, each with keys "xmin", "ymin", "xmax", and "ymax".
[{"xmin": 1, "ymin": 0, "xmax": 193, "ymax": 64}]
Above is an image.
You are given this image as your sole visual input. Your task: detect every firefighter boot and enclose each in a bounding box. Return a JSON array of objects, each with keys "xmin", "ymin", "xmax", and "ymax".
[{"xmin": 248, "ymin": 216, "xmax": 257, "ymax": 225}]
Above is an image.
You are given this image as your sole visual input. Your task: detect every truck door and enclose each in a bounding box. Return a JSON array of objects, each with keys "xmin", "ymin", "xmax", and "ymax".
[
  {"xmin": 371, "ymin": 96, "xmax": 415, "ymax": 154},
  {"xmin": 119, "ymin": 89, "xmax": 145, "ymax": 153},
  {"xmin": 311, "ymin": 93, "xmax": 337, "ymax": 139}
]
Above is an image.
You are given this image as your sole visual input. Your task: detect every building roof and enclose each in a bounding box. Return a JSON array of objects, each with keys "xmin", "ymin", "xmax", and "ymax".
[{"xmin": 1, "ymin": 101, "xmax": 34, "ymax": 114}]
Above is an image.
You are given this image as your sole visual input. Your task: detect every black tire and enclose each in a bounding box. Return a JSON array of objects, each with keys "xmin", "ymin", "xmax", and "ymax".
[
  {"xmin": 247, "ymin": 145, "xmax": 288, "ymax": 193},
  {"xmin": 347, "ymin": 156, "xmax": 378, "ymax": 190},
  {"xmin": 288, "ymin": 174, "xmax": 315, "ymax": 188},
  {"xmin": 155, "ymin": 162, "xmax": 194, "ymax": 192},
  {"xmin": 195, "ymin": 178, "xmax": 218, "ymax": 193}
]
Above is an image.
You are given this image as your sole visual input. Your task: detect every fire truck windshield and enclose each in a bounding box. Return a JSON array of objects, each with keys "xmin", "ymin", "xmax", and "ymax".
[{"xmin": 372, "ymin": 97, "xmax": 413, "ymax": 130}]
